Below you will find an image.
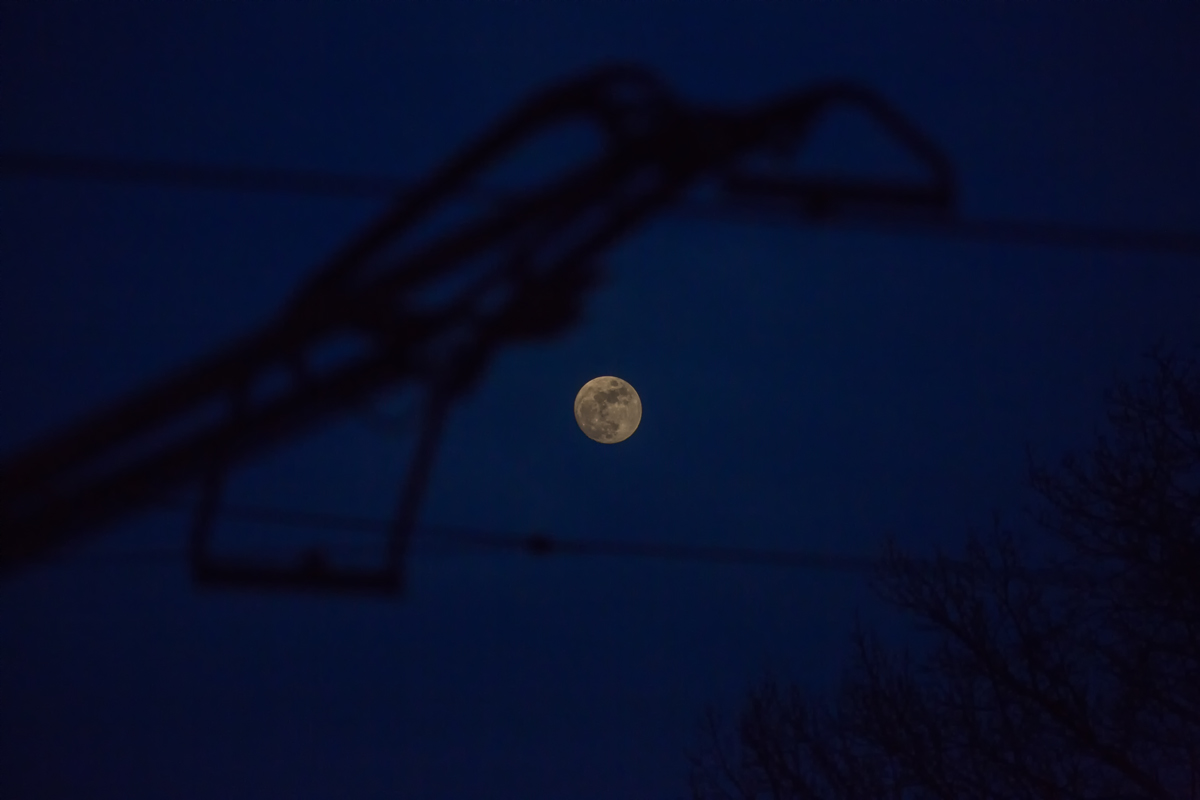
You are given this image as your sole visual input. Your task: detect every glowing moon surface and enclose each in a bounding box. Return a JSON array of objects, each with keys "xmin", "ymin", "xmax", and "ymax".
[{"xmin": 574, "ymin": 376, "xmax": 642, "ymax": 444}]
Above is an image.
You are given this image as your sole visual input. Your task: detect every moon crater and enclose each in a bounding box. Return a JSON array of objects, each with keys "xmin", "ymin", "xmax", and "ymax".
[{"xmin": 574, "ymin": 376, "xmax": 642, "ymax": 444}]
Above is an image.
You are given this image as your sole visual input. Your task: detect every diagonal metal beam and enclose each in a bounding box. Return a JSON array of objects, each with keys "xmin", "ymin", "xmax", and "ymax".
[{"xmin": 0, "ymin": 65, "xmax": 955, "ymax": 590}]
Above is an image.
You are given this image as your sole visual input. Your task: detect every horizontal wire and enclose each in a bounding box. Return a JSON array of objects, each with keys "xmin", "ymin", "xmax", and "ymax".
[
  {"xmin": 33, "ymin": 500, "xmax": 1086, "ymax": 589},
  {"xmin": 37, "ymin": 499, "xmax": 883, "ymax": 573},
  {"xmin": 194, "ymin": 500, "xmax": 883, "ymax": 572},
  {"xmin": 4, "ymin": 151, "xmax": 1199, "ymax": 257},
  {"xmin": 0, "ymin": 151, "xmax": 415, "ymax": 200}
]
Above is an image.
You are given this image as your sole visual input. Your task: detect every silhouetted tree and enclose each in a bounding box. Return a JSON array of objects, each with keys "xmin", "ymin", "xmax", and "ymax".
[{"xmin": 689, "ymin": 347, "xmax": 1200, "ymax": 800}]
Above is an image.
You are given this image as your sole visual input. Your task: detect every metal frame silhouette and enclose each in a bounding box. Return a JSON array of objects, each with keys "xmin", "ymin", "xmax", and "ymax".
[{"xmin": 0, "ymin": 65, "xmax": 954, "ymax": 593}]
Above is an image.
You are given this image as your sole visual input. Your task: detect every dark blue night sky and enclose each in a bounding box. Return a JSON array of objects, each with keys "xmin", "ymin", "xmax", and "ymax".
[{"xmin": 2, "ymin": 3, "xmax": 1199, "ymax": 799}]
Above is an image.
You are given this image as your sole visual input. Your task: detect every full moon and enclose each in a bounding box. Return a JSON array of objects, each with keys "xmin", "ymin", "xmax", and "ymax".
[{"xmin": 574, "ymin": 376, "xmax": 642, "ymax": 444}]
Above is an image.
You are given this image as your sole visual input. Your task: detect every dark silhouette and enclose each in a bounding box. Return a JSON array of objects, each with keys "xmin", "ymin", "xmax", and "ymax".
[
  {"xmin": 0, "ymin": 65, "xmax": 953, "ymax": 592},
  {"xmin": 689, "ymin": 347, "xmax": 1200, "ymax": 799}
]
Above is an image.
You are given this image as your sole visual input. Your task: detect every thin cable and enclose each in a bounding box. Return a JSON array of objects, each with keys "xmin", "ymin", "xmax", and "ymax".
[
  {"xmin": 848, "ymin": 214, "xmax": 1200, "ymax": 257},
  {"xmin": 0, "ymin": 151, "xmax": 412, "ymax": 200},
  {"xmin": 712, "ymin": 203, "xmax": 1200, "ymax": 257},
  {"xmin": 200, "ymin": 500, "xmax": 883, "ymax": 572},
  {"xmin": 4, "ymin": 151, "xmax": 1199, "ymax": 257},
  {"xmin": 40, "ymin": 500, "xmax": 1083, "ymax": 588},
  {"xmin": 38, "ymin": 499, "xmax": 883, "ymax": 573}
]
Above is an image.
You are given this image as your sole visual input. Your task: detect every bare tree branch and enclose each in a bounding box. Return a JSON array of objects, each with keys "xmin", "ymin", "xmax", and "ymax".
[{"xmin": 690, "ymin": 345, "xmax": 1200, "ymax": 800}]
